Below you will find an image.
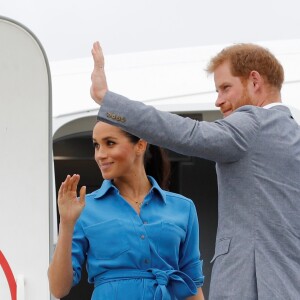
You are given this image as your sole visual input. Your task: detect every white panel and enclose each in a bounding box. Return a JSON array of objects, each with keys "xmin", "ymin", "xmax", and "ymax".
[
  {"xmin": 0, "ymin": 17, "xmax": 51, "ymax": 300},
  {"xmin": 51, "ymin": 39, "xmax": 300, "ymax": 122}
]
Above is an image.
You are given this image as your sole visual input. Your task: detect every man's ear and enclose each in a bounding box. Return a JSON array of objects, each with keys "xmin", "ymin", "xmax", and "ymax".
[{"xmin": 249, "ymin": 70, "xmax": 262, "ymax": 90}]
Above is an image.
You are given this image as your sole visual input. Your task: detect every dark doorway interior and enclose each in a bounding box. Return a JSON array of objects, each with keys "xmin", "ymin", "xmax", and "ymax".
[{"xmin": 53, "ymin": 132, "xmax": 218, "ymax": 299}]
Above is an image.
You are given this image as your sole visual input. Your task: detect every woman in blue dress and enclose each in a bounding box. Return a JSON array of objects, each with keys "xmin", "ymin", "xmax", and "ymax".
[{"xmin": 48, "ymin": 121, "xmax": 205, "ymax": 299}]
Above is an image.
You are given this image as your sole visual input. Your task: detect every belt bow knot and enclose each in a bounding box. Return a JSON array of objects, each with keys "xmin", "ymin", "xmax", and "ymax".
[
  {"xmin": 151, "ymin": 269, "xmax": 169, "ymax": 286},
  {"xmin": 148, "ymin": 268, "xmax": 197, "ymax": 300}
]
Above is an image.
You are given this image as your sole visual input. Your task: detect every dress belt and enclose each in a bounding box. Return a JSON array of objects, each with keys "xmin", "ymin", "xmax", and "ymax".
[{"xmin": 94, "ymin": 268, "xmax": 197, "ymax": 300}]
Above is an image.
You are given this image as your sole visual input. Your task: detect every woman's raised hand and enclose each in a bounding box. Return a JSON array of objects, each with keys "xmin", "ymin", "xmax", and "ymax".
[{"xmin": 58, "ymin": 174, "xmax": 86, "ymax": 225}]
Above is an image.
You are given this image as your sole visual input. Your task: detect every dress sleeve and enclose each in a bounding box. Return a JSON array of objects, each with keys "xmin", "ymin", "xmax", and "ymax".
[
  {"xmin": 71, "ymin": 219, "xmax": 88, "ymax": 286},
  {"xmin": 178, "ymin": 202, "xmax": 204, "ymax": 287}
]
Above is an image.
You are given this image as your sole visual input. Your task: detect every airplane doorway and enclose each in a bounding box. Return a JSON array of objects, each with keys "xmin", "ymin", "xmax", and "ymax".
[{"xmin": 53, "ymin": 121, "xmax": 218, "ymax": 299}]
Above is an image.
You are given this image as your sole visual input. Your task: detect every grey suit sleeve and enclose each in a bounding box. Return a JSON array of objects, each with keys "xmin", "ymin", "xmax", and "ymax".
[{"xmin": 98, "ymin": 91, "xmax": 260, "ymax": 162}]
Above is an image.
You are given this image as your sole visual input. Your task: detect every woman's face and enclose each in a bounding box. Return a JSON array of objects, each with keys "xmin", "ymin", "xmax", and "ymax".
[{"xmin": 93, "ymin": 122, "xmax": 144, "ymax": 180}]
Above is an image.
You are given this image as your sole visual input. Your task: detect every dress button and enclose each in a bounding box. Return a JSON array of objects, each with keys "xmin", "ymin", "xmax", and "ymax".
[
  {"xmin": 140, "ymin": 234, "xmax": 145, "ymax": 239},
  {"xmin": 144, "ymin": 259, "xmax": 149, "ymax": 264},
  {"xmin": 143, "ymin": 221, "xmax": 148, "ymax": 224}
]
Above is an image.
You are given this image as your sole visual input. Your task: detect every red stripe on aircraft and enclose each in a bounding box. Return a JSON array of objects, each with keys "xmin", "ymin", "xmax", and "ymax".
[{"xmin": 0, "ymin": 250, "xmax": 16, "ymax": 300}]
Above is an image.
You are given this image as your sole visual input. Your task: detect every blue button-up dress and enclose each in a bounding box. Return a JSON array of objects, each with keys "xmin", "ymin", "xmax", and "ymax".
[{"xmin": 71, "ymin": 176, "xmax": 204, "ymax": 299}]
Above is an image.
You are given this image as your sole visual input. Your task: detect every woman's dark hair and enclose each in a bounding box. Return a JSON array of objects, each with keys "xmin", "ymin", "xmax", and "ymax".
[{"xmin": 124, "ymin": 132, "xmax": 171, "ymax": 190}]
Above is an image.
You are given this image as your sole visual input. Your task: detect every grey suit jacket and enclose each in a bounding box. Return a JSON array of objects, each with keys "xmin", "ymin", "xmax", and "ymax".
[{"xmin": 98, "ymin": 91, "xmax": 300, "ymax": 300}]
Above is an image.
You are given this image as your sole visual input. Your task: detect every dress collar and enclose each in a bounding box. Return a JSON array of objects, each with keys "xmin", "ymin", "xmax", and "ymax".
[{"xmin": 94, "ymin": 176, "xmax": 166, "ymax": 203}]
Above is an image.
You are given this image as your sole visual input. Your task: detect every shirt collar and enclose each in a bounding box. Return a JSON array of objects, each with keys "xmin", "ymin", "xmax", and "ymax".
[
  {"xmin": 94, "ymin": 180, "xmax": 117, "ymax": 199},
  {"xmin": 147, "ymin": 176, "xmax": 167, "ymax": 204},
  {"xmin": 94, "ymin": 176, "xmax": 166, "ymax": 204},
  {"xmin": 263, "ymin": 102, "xmax": 293, "ymax": 116},
  {"xmin": 263, "ymin": 102, "xmax": 287, "ymax": 109}
]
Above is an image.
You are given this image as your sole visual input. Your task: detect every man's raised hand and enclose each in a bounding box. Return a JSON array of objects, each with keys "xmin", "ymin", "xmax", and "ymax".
[{"xmin": 90, "ymin": 41, "xmax": 108, "ymax": 105}]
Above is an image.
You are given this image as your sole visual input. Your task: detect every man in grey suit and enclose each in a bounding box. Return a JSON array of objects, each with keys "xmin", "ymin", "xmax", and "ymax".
[{"xmin": 90, "ymin": 41, "xmax": 300, "ymax": 299}]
